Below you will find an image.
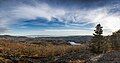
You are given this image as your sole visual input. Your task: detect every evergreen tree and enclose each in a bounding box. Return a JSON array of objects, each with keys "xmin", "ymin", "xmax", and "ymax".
[
  {"xmin": 111, "ymin": 30, "xmax": 120, "ymax": 50},
  {"xmin": 92, "ymin": 24, "xmax": 103, "ymax": 42},
  {"xmin": 89, "ymin": 24, "xmax": 109, "ymax": 54}
]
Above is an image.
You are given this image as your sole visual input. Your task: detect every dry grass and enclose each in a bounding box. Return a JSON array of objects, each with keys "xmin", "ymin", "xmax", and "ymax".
[
  {"xmin": 0, "ymin": 39, "xmax": 86, "ymax": 58},
  {"xmin": 0, "ymin": 58, "xmax": 13, "ymax": 62},
  {"xmin": 69, "ymin": 59, "xmax": 85, "ymax": 63}
]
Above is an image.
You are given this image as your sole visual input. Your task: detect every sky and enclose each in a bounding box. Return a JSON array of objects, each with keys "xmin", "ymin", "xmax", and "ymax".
[{"xmin": 0, "ymin": 0, "xmax": 120, "ymax": 36}]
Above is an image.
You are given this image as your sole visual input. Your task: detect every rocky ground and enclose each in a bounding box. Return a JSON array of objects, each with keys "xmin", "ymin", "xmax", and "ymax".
[
  {"xmin": 0, "ymin": 50, "xmax": 119, "ymax": 63},
  {"xmin": 87, "ymin": 50, "xmax": 120, "ymax": 63},
  {"xmin": 55, "ymin": 50, "xmax": 93, "ymax": 63},
  {"xmin": 0, "ymin": 50, "xmax": 92, "ymax": 63}
]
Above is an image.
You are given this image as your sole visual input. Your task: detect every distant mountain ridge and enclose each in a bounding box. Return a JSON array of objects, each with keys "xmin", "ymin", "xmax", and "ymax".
[
  {"xmin": 27, "ymin": 35, "xmax": 54, "ymax": 38},
  {"xmin": 0, "ymin": 35, "xmax": 93, "ymax": 43},
  {"xmin": 0, "ymin": 35, "xmax": 27, "ymax": 38},
  {"xmin": 27, "ymin": 35, "xmax": 92, "ymax": 38}
]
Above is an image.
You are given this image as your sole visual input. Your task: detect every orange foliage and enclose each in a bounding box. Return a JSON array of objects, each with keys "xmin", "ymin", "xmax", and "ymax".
[{"xmin": 0, "ymin": 40, "xmax": 85, "ymax": 58}]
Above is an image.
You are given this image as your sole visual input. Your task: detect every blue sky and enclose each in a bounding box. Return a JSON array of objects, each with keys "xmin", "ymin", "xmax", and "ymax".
[{"xmin": 0, "ymin": 0, "xmax": 120, "ymax": 36}]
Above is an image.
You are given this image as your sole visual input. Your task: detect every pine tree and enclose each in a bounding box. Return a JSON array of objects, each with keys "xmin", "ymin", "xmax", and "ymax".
[
  {"xmin": 89, "ymin": 24, "xmax": 109, "ymax": 54},
  {"xmin": 92, "ymin": 24, "xmax": 103, "ymax": 42},
  {"xmin": 111, "ymin": 30, "xmax": 120, "ymax": 50}
]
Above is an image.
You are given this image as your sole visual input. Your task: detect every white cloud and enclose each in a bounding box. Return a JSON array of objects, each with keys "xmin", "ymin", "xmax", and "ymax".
[
  {"xmin": 86, "ymin": 7, "xmax": 120, "ymax": 32},
  {"xmin": 0, "ymin": 3, "xmax": 66, "ymax": 33},
  {"xmin": 3, "ymin": 29, "xmax": 93, "ymax": 36},
  {"xmin": 62, "ymin": 7, "xmax": 120, "ymax": 32},
  {"xmin": 11, "ymin": 3, "xmax": 65, "ymax": 21},
  {"xmin": 4, "ymin": 28, "xmax": 111, "ymax": 36},
  {"xmin": 0, "ymin": 1, "xmax": 120, "ymax": 35}
]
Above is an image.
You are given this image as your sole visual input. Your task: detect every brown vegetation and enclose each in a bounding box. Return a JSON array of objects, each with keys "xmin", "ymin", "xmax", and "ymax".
[
  {"xmin": 0, "ymin": 39, "xmax": 85, "ymax": 58},
  {"xmin": 0, "ymin": 57, "xmax": 12, "ymax": 62},
  {"xmin": 68, "ymin": 59, "xmax": 85, "ymax": 63}
]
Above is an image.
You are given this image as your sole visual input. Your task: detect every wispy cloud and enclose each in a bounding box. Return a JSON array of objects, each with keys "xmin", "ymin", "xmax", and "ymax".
[
  {"xmin": 4, "ymin": 29, "xmax": 111, "ymax": 36},
  {"xmin": 0, "ymin": 0, "xmax": 120, "ymax": 35}
]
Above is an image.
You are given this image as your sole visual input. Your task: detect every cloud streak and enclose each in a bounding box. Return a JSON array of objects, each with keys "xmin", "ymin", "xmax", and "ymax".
[{"xmin": 0, "ymin": 0, "xmax": 120, "ymax": 35}]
